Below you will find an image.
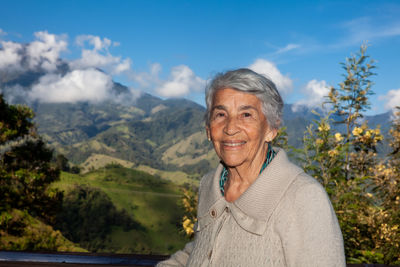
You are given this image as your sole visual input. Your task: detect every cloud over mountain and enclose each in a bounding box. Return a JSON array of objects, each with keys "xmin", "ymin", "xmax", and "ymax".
[
  {"xmin": 0, "ymin": 31, "xmax": 67, "ymax": 73},
  {"xmin": 0, "ymin": 31, "xmax": 136, "ymax": 104},
  {"xmin": 380, "ymin": 88, "xmax": 400, "ymax": 110},
  {"xmin": 0, "ymin": 41, "xmax": 22, "ymax": 70},
  {"xmin": 29, "ymin": 68, "xmax": 113, "ymax": 103},
  {"xmin": 0, "ymin": 30, "xmax": 208, "ymax": 103},
  {"xmin": 248, "ymin": 59, "xmax": 293, "ymax": 95},
  {"xmin": 70, "ymin": 35, "xmax": 131, "ymax": 75},
  {"xmin": 156, "ymin": 65, "xmax": 205, "ymax": 97},
  {"xmin": 1, "ymin": 29, "xmax": 396, "ymax": 111},
  {"xmin": 27, "ymin": 31, "xmax": 68, "ymax": 71},
  {"xmin": 292, "ymin": 79, "xmax": 330, "ymax": 111}
]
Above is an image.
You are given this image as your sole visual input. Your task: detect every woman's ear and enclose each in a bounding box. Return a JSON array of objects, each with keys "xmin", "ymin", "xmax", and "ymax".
[
  {"xmin": 265, "ymin": 128, "xmax": 278, "ymax": 143},
  {"xmin": 206, "ymin": 127, "xmax": 211, "ymax": 141}
]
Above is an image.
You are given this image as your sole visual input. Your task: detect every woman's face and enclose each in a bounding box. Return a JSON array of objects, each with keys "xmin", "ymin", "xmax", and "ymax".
[{"xmin": 207, "ymin": 88, "xmax": 277, "ymax": 169}]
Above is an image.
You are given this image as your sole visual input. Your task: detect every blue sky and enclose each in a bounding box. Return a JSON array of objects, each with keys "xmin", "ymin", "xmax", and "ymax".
[{"xmin": 0, "ymin": 0, "xmax": 399, "ymax": 114}]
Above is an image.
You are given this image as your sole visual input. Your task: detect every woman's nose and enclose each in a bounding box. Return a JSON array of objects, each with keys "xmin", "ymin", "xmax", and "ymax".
[{"xmin": 223, "ymin": 117, "xmax": 239, "ymax": 135}]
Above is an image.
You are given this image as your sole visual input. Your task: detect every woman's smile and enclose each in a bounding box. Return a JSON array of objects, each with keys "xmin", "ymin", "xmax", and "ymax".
[{"xmin": 221, "ymin": 140, "xmax": 246, "ymax": 148}]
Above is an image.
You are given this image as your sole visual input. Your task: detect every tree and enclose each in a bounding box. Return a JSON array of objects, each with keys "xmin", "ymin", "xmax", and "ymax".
[
  {"xmin": 55, "ymin": 184, "xmax": 142, "ymax": 251},
  {"xmin": 0, "ymin": 94, "xmax": 63, "ymax": 245},
  {"xmin": 300, "ymin": 46, "xmax": 399, "ymax": 264},
  {"xmin": 327, "ymin": 44, "xmax": 376, "ymax": 179},
  {"xmin": 55, "ymin": 154, "xmax": 70, "ymax": 172},
  {"xmin": 0, "ymin": 94, "xmax": 34, "ymax": 145}
]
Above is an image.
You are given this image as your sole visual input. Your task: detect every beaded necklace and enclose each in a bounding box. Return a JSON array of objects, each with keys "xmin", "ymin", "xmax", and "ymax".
[{"xmin": 219, "ymin": 143, "xmax": 276, "ymax": 196}]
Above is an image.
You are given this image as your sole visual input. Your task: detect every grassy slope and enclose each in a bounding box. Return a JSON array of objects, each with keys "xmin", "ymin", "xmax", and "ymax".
[
  {"xmin": 80, "ymin": 153, "xmax": 135, "ymax": 172},
  {"xmin": 161, "ymin": 131, "xmax": 218, "ymax": 168},
  {"xmin": 136, "ymin": 165, "xmax": 199, "ymax": 186},
  {"xmin": 76, "ymin": 153, "xmax": 200, "ymax": 186},
  {"xmin": 0, "ymin": 209, "xmax": 86, "ymax": 252},
  {"xmin": 54, "ymin": 167, "xmax": 189, "ymax": 254}
]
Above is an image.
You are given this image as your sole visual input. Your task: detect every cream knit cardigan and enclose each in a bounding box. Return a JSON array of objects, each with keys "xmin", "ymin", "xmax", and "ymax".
[{"xmin": 157, "ymin": 149, "xmax": 346, "ymax": 267}]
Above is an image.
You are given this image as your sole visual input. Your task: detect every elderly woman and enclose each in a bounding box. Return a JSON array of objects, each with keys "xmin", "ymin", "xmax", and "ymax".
[{"xmin": 158, "ymin": 69, "xmax": 345, "ymax": 266}]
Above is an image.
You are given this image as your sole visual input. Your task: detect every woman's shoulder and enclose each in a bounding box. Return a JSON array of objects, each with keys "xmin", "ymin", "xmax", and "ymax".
[
  {"xmin": 198, "ymin": 165, "xmax": 223, "ymax": 190},
  {"xmin": 280, "ymin": 171, "xmax": 335, "ymax": 219},
  {"xmin": 272, "ymin": 148, "xmax": 328, "ymax": 201}
]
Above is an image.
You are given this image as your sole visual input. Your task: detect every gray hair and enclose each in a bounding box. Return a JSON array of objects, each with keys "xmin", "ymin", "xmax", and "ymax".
[{"xmin": 205, "ymin": 68, "xmax": 283, "ymax": 130}]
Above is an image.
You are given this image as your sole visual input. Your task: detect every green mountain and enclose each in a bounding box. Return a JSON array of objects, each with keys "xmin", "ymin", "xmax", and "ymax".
[
  {"xmin": 33, "ymin": 93, "xmax": 219, "ymax": 179},
  {"xmin": 53, "ymin": 165, "xmax": 189, "ymax": 254},
  {"xmin": 32, "ymin": 92, "xmax": 392, "ymax": 180},
  {"xmin": 3, "ymin": 68, "xmax": 391, "ymax": 180}
]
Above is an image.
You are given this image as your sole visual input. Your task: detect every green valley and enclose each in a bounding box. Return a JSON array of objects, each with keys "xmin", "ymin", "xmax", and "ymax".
[
  {"xmin": 53, "ymin": 164, "xmax": 190, "ymax": 254},
  {"xmin": 53, "ymin": 164, "xmax": 187, "ymax": 254}
]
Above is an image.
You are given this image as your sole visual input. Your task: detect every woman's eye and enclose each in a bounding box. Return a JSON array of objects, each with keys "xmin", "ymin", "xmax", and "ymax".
[
  {"xmin": 242, "ymin": 112, "xmax": 252, "ymax": 118},
  {"xmin": 214, "ymin": 112, "xmax": 225, "ymax": 118}
]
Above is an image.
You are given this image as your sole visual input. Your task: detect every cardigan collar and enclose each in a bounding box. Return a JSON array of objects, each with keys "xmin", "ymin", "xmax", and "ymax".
[{"xmin": 197, "ymin": 148, "xmax": 304, "ymax": 235}]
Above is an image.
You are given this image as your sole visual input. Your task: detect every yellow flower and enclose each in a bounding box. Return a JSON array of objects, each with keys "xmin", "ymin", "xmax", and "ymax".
[
  {"xmin": 328, "ymin": 150, "xmax": 339, "ymax": 157},
  {"xmin": 365, "ymin": 130, "xmax": 372, "ymax": 138},
  {"xmin": 318, "ymin": 123, "xmax": 330, "ymax": 132},
  {"xmin": 185, "ymin": 227, "xmax": 194, "ymax": 235},
  {"xmin": 316, "ymin": 139, "xmax": 324, "ymax": 145},
  {"xmin": 352, "ymin": 127, "xmax": 363, "ymax": 136},
  {"xmin": 334, "ymin": 133, "xmax": 343, "ymax": 142},
  {"xmin": 374, "ymin": 134, "xmax": 383, "ymax": 142},
  {"xmin": 183, "ymin": 217, "xmax": 194, "ymax": 236},
  {"xmin": 377, "ymin": 164, "xmax": 385, "ymax": 172},
  {"xmin": 183, "ymin": 218, "xmax": 192, "ymax": 228}
]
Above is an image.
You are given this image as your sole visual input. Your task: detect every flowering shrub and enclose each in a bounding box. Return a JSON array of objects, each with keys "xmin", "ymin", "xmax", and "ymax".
[
  {"xmin": 300, "ymin": 45, "xmax": 399, "ymax": 264},
  {"xmin": 181, "ymin": 188, "xmax": 197, "ymax": 238}
]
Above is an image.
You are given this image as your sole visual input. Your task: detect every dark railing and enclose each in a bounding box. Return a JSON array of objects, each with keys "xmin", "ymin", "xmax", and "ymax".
[
  {"xmin": 0, "ymin": 251, "xmax": 168, "ymax": 266},
  {"xmin": 0, "ymin": 251, "xmax": 398, "ymax": 267}
]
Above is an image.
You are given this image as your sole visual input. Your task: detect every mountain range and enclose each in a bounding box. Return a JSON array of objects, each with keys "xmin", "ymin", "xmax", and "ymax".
[{"xmin": 1, "ymin": 69, "xmax": 392, "ymax": 180}]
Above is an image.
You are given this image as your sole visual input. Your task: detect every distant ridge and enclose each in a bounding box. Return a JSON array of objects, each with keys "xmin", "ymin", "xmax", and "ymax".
[{"xmin": 1, "ymin": 68, "xmax": 392, "ymax": 178}]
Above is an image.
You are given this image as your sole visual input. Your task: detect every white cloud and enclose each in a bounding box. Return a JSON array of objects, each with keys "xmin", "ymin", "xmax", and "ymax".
[
  {"xmin": 0, "ymin": 29, "xmax": 6, "ymax": 36},
  {"xmin": 276, "ymin": 43, "xmax": 301, "ymax": 54},
  {"xmin": 380, "ymin": 88, "xmax": 400, "ymax": 110},
  {"xmin": 0, "ymin": 41, "xmax": 23, "ymax": 70},
  {"xmin": 76, "ymin": 35, "xmax": 112, "ymax": 51},
  {"xmin": 335, "ymin": 16, "xmax": 400, "ymax": 47},
  {"xmin": 112, "ymin": 58, "xmax": 131, "ymax": 74},
  {"xmin": 0, "ymin": 31, "xmax": 67, "ymax": 72},
  {"xmin": 26, "ymin": 31, "xmax": 68, "ymax": 71},
  {"xmin": 292, "ymin": 79, "xmax": 330, "ymax": 111},
  {"xmin": 71, "ymin": 34, "xmax": 131, "ymax": 75},
  {"xmin": 29, "ymin": 68, "xmax": 113, "ymax": 103},
  {"xmin": 156, "ymin": 65, "xmax": 205, "ymax": 98},
  {"xmin": 0, "ymin": 84, "xmax": 27, "ymax": 104},
  {"xmin": 248, "ymin": 59, "xmax": 293, "ymax": 95},
  {"xmin": 130, "ymin": 63, "xmax": 162, "ymax": 88},
  {"xmin": 0, "ymin": 31, "xmax": 142, "ymax": 104}
]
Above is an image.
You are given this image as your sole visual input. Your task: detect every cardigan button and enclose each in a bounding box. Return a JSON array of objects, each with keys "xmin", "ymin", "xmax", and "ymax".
[{"xmin": 210, "ymin": 209, "xmax": 217, "ymax": 218}]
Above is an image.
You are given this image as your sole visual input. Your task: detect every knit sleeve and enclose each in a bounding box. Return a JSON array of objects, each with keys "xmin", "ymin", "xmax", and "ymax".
[
  {"xmin": 282, "ymin": 176, "xmax": 346, "ymax": 267},
  {"xmin": 155, "ymin": 241, "xmax": 195, "ymax": 267}
]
